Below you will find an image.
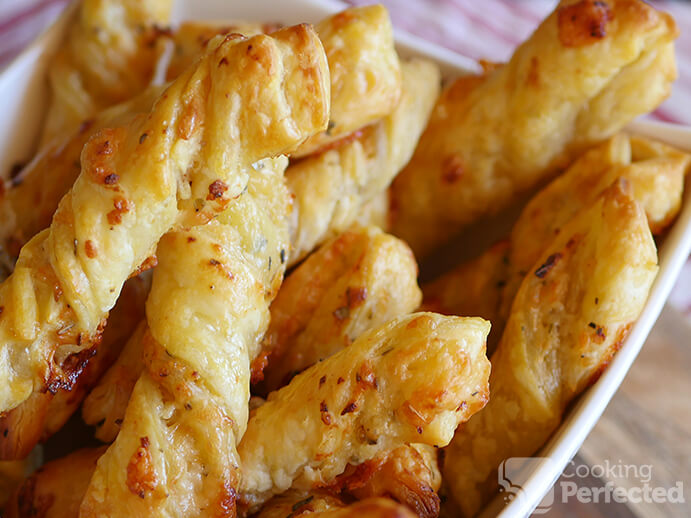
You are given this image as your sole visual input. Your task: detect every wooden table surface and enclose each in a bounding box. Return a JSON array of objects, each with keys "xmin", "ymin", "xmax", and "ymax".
[{"xmin": 545, "ymin": 306, "xmax": 691, "ymax": 518}]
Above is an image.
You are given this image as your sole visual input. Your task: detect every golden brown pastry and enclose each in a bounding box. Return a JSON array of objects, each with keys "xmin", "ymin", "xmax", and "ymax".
[
  {"xmin": 79, "ymin": 21, "xmax": 330, "ymax": 512},
  {"xmin": 81, "ymin": 322, "xmax": 147, "ymax": 443},
  {"xmin": 626, "ymin": 135, "xmax": 691, "ymax": 231},
  {"xmin": 4, "ymin": 447, "xmax": 105, "ymax": 518},
  {"xmin": 84, "ymin": 224, "xmax": 421, "ymax": 441},
  {"xmin": 390, "ymin": 0, "xmax": 679, "ymax": 257},
  {"xmin": 498, "ymin": 132, "xmax": 689, "ymax": 328},
  {"xmin": 78, "ymin": 154, "xmax": 292, "ymax": 516},
  {"xmin": 165, "ymin": 21, "xmax": 269, "ymax": 80},
  {"xmin": 292, "ymin": 5, "xmax": 401, "ymax": 158},
  {"xmin": 238, "ymin": 312, "xmax": 491, "ymax": 511},
  {"xmin": 256, "ymin": 492, "xmax": 417, "ymax": 518},
  {"xmin": 0, "ymin": 25, "xmax": 329, "ymax": 416},
  {"xmin": 443, "ymin": 179, "xmax": 658, "ymax": 517},
  {"xmin": 333, "ymin": 444, "xmax": 441, "ymax": 518},
  {"xmin": 287, "ymin": 59, "xmax": 440, "ymax": 265},
  {"xmin": 2, "ymin": 5, "xmax": 403, "ymax": 276},
  {"xmin": 253, "ymin": 225, "xmax": 421, "ymax": 392},
  {"xmin": 41, "ymin": 0, "xmax": 172, "ymax": 145},
  {"xmin": 421, "ymin": 240, "xmax": 510, "ymax": 355},
  {"xmin": 422, "ymin": 133, "xmax": 688, "ymax": 358},
  {"xmin": 0, "ymin": 273, "xmax": 150, "ymax": 459},
  {"xmin": 164, "ymin": 5, "xmax": 401, "ymax": 159},
  {"xmin": 509, "ymin": 134, "xmax": 688, "ymax": 279},
  {"xmin": 79, "ymin": 58, "xmax": 435, "ymax": 436},
  {"xmin": 76, "ymin": 57, "xmax": 437, "ymax": 436},
  {"xmin": 419, "ymin": 138, "xmax": 637, "ymax": 344},
  {"xmin": 0, "ymin": 87, "xmax": 163, "ymax": 267}
]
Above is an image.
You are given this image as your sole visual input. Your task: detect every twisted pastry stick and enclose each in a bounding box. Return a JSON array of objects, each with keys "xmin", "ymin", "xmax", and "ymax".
[
  {"xmin": 83, "ymin": 224, "xmax": 422, "ymax": 439},
  {"xmin": 238, "ymin": 313, "xmax": 491, "ymax": 511},
  {"xmin": 0, "ymin": 25, "xmax": 329, "ymax": 415},
  {"xmin": 80, "ymin": 24, "xmax": 329, "ymax": 514},
  {"xmin": 41, "ymin": 0, "xmax": 171, "ymax": 145},
  {"xmin": 442, "ymin": 180, "xmax": 658, "ymax": 517},
  {"xmin": 286, "ymin": 59, "xmax": 439, "ymax": 265},
  {"xmin": 160, "ymin": 6, "xmax": 402, "ymax": 159},
  {"xmin": 1, "ymin": 6, "xmax": 405, "ymax": 275},
  {"xmin": 421, "ymin": 133, "xmax": 689, "ymax": 356},
  {"xmin": 80, "ymin": 174, "xmax": 288, "ymax": 516},
  {"xmin": 291, "ymin": 5, "xmax": 401, "ymax": 158},
  {"xmin": 81, "ymin": 57, "xmax": 436, "ymax": 442},
  {"xmin": 79, "ymin": 156, "xmax": 290, "ymax": 515},
  {"xmin": 500, "ymin": 133, "xmax": 689, "ymax": 319},
  {"xmin": 253, "ymin": 225, "xmax": 421, "ymax": 392},
  {"xmin": 390, "ymin": 0, "xmax": 679, "ymax": 257}
]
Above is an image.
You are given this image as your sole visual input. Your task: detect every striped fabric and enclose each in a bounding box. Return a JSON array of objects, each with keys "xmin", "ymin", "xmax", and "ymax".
[{"xmin": 1, "ymin": 0, "xmax": 690, "ymax": 317}]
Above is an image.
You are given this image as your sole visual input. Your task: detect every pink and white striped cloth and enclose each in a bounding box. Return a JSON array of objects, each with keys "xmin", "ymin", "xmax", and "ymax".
[{"xmin": 1, "ymin": 0, "xmax": 690, "ymax": 318}]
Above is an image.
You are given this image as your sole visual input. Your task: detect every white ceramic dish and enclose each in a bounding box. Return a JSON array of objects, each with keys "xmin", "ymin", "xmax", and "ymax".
[{"xmin": 0, "ymin": 1, "xmax": 689, "ymax": 516}]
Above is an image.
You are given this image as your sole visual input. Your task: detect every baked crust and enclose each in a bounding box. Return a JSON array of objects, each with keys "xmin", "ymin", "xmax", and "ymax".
[
  {"xmin": 390, "ymin": 0, "xmax": 678, "ymax": 257},
  {"xmin": 442, "ymin": 180, "xmax": 658, "ymax": 516}
]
